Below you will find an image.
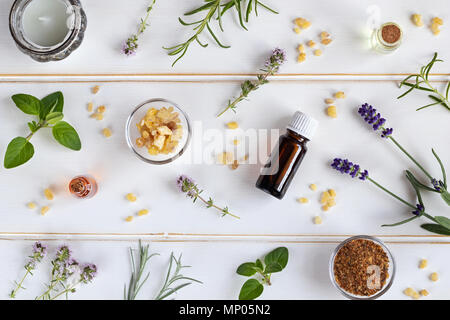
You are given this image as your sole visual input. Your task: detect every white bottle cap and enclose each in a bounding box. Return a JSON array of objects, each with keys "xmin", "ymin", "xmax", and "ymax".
[{"xmin": 286, "ymin": 111, "xmax": 318, "ymax": 140}]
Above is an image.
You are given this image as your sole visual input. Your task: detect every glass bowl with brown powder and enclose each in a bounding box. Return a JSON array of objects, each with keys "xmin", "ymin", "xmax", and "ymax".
[{"xmin": 329, "ymin": 235, "xmax": 396, "ymax": 299}]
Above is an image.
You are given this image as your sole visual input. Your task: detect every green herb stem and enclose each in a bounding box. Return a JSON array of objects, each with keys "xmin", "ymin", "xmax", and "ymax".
[
  {"xmin": 196, "ymin": 193, "xmax": 240, "ymax": 219},
  {"xmin": 10, "ymin": 268, "xmax": 31, "ymax": 298}
]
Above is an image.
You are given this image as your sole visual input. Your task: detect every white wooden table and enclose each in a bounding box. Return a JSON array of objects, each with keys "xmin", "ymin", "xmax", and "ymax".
[{"xmin": 0, "ymin": 0, "xmax": 449, "ymax": 300}]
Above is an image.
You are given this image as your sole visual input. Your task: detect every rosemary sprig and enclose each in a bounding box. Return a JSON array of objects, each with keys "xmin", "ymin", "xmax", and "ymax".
[
  {"xmin": 398, "ymin": 52, "xmax": 450, "ymax": 112},
  {"xmin": 154, "ymin": 252, "xmax": 202, "ymax": 300},
  {"xmin": 124, "ymin": 240, "xmax": 158, "ymax": 300},
  {"xmin": 217, "ymin": 48, "xmax": 286, "ymax": 117},
  {"xmin": 122, "ymin": 0, "xmax": 157, "ymax": 56},
  {"xmin": 164, "ymin": 0, "xmax": 278, "ymax": 66}
]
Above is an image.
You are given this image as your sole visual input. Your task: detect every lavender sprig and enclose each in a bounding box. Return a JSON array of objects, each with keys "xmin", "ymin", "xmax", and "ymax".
[
  {"xmin": 10, "ymin": 242, "xmax": 47, "ymax": 298},
  {"xmin": 358, "ymin": 103, "xmax": 449, "ymax": 205},
  {"xmin": 217, "ymin": 48, "xmax": 286, "ymax": 117},
  {"xmin": 176, "ymin": 175, "xmax": 240, "ymax": 219},
  {"xmin": 122, "ymin": 0, "xmax": 156, "ymax": 56}
]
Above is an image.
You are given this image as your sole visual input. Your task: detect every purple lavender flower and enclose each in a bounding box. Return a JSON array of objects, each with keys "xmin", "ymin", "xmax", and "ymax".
[
  {"xmin": 80, "ymin": 263, "xmax": 97, "ymax": 284},
  {"xmin": 431, "ymin": 179, "xmax": 443, "ymax": 192},
  {"xmin": 412, "ymin": 203, "xmax": 424, "ymax": 215},
  {"xmin": 358, "ymin": 103, "xmax": 393, "ymax": 138},
  {"xmin": 264, "ymin": 47, "xmax": 286, "ymax": 73},
  {"xmin": 331, "ymin": 158, "xmax": 369, "ymax": 181}
]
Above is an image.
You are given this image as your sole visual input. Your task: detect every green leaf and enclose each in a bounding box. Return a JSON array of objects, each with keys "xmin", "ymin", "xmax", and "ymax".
[
  {"xmin": 255, "ymin": 259, "xmax": 263, "ymax": 270},
  {"xmin": 4, "ymin": 137, "xmax": 35, "ymax": 169},
  {"xmin": 27, "ymin": 121, "xmax": 38, "ymax": 133},
  {"xmin": 432, "ymin": 148, "xmax": 447, "ymax": 187},
  {"xmin": 441, "ymin": 191, "xmax": 450, "ymax": 206},
  {"xmin": 52, "ymin": 121, "xmax": 81, "ymax": 151},
  {"xmin": 264, "ymin": 247, "xmax": 288, "ymax": 274},
  {"xmin": 236, "ymin": 262, "xmax": 257, "ymax": 276},
  {"xmin": 11, "ymin": 94, "xmax": 42, "ymax": 115},
  {"xmin": 238, "ymin": 279, "xmax": 263, "ymax": 300},
  {"xmin": 40, "ymin": 91, "xmax": 64, "ymax": 119},
  {"xmin": 45, "ymin": 112, "xmax": 64, "ymax": 124},
  {"xmin": 421, "ymin": 223, "xmax": 450, "ymax": 235},
  {"xmin": 434, "ymin": 216, "xmax": 450, "ymax": 230}
]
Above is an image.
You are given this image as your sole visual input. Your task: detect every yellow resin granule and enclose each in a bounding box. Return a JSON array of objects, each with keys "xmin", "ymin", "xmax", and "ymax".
[
  {"xmin": 233, "ymin": 139, "xmax": 240, "ymax": 146},
  {"xmin": 294, "ymin": 27, "xmax": 301, "ymax": 34},
  {"xmin": 227, "ymin": 121, "xmax": 239, "ymax": 129},
  {"xmin": 137, "ymin": 209, "xmax": 149, "ymax": 216},
  {"xmin": 430, "ymin": 272, "xmax": 439, "ymax": 281},
  {"xmin": 87, "ymin": 102, "xmax": 93, "ymax": 112},
  {"xmin": 327, "ymin": 105, "xmax": 337, "ymax": 118},
  {"xmin": 309, "ymin": 184, "xmax": 317, "ymax": 191},
  {"xmin": 321, "ymin": 38, "xmax": 332, "ymax": 45},
  {"xmin": 41, "ymin": 206, "xmax": 50, "ymax": 215},
  {"xmin": 297, "ymin": 44, "xmax": 305, "ymax": 53},
  {"xmin": 307, "ymin": 40, "xmax": 316, "ymax": 47},
  {"xmin": 294, "ymin": 17, "xmax": 311, "ymax": 29},
  {"xmin": 102, "ymin": 128, "xmax": 112, "ymax": 138},
  {"xmin": 27, "ymin": 202, "xmax": 37, "ymax": 209},
  {"xmin": 420, "ymin": 289, "xmax": 429, "ymax": 296},
  {"xmin": 126, "ymin": 193, "xmax": 137, "ymax": 202},
  {"xmin": 297, "ymin": 197, "xmax": 309, "ymax": 204},
  {"xmin": 297, "ymin": 53, "xmax": 306, "ymax": 63},
  {"xmin": 335, "ymin": 91, "xmax": 345, "ymax": 99},
  {"xmin": 217, "ymin": 152, "xmax": 234, "ymax": 165},
  {"xmin": 419, "ymin": 259, "xmax": 428, "ymax": 269},
  {"xmin": 125, "ymin": 216, "xmax": 134, "ymax": 222},
  {"xmin": 321, "ymin": 205, "xmax": 329, "ymax": 211},
  {"xmin": 325, "ymin": 98, "xmax": 334, "ymax": 104},
  {"xmin": 313, "ymin": 216, "xmax": 322, "ymax": 224},
  {"xmin": 44, "ymin": 188, "xmax": 54, "ymax": 200},
  {"xmin": 412, "ymin": 14, "xmax": 424, "ymax": 27},
  {"xmin": 328, "ymin": 189, "xmax": 336, "ymax": 197},
  {"xmin": 97, "ymin": 105, "xmax": 106, "ymax": 113},
  {"xmin": 313, "ymin": 49, "xmax": 322, "ymax": 56},
  {"xmin": 432, "ymin": 17, "xmax": 443, "ymax": 25},
  {"xmin": 92, "ymin": 85, "xmax": 100, "ymax": 94},
  {"xmin": 91, "ymin": 113, "xmax": 104, "ymax": 120}
]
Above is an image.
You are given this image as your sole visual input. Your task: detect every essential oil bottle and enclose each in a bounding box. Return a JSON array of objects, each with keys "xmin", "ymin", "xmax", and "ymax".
[
  {"xmin": 256, "ymin": 111, "xmax": 318, "ymax": 199},
  {"xmin": 69, "ymin": 175, "xmax": 98, "ymax": 199}
]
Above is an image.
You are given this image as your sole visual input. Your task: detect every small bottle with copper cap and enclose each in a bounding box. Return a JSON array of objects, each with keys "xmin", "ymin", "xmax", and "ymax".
[
  {"xmin": 69, "ymin": 175, "xmax": 98, "ymax": 199},
  {"xmin": 371, "ymin": 22, "xmax": 403, "ymax": 54}
]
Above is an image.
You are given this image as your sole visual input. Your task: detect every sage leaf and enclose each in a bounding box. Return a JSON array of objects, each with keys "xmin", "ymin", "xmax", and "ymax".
[
  {"xmin": 238, "ymin": 279, "xmax": 263, "ymax": 300},
  {"xmin": 40, "ymin": 91, "xmax": 64, "ymax": 119},
  {"xmin": 434, "ymin": 216, "xmax": 450, "ymax": 230},
  {"xmin": 236, "ymin": 262, "xmax": 257, "ymax": 276},
  {"xmin": 4, "ymin": 137, "xmax": 35, "ymax": 169},
  {"xmin": 264, "ymin": 247, "xmax": 288, "ymax": 274},
  {"xmin": 45, "ymin": 112, "xmax": 64, "ymax": 124},
  {"xmin": 421, "ymin": 223, "xmax": 450, "ymax": 236},
  {"xmin": 11, "ymin": 94, "xmax": 42, "ymax": 116},
  {"xmin": 52, "ymin": 121, "xmax": 81, "ymax": 151}
]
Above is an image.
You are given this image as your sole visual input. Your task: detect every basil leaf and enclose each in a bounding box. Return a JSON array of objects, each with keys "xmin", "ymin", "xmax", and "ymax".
[
  {"xmin": 255, "ymin": 259, "xmax": 263, "ymax": 271},
  {"xmin": 4, "ymin": 137, "xmax": 35, "ymax": 169},
  {"xmin": 236, "ymin": 262, "xmax": 257, "ymax": 276},
  {"xmin": 40, "ymin": 91, "xmax": 64, "ymax": 119},
  {"xmin": 52, "ymin": 121, "xmax": 81, "ymax": 151},
  {"xmin": 434, "ymin": 216, "xmax": 450, "ymax": 230},
  {"xmin": 264, "ymin": 247, "xmax": 288, "ymax": 273},
  {"xmin": 421, "ymin": 223, "xmax": 450, "ymax": 235},
  {"xmin": 27, "ymin": 121, "xmax": 38, "ymax": 133},
  {"xmin": 45, "ymin": 112, "xmax": 64, "ymax": 124},
  {"xmin": 238, "ymin": 279, "xmax": 263, "ymax": 300},
  {"xmin": 11, "ymin": 94, "xmax": 42, "ymax": 116}
]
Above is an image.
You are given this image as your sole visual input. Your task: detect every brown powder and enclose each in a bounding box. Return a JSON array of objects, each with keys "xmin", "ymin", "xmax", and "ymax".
[
  {"xmin": 333, "ymin": 239, "xmax": 389, "ymax": 296},
  {"xmin": 381, "ymin": 24, "xmax": 401, "ymax": 43}
]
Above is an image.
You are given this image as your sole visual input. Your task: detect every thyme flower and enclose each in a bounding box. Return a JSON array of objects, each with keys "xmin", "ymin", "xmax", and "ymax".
[
  {"xmin": 10, "ymin": 242, "xmax": 47, "ymax": 298},
  {"xmin": 80, "ymin": 264, "xmax": 97, "ymax": 284},
  {"xmin": 217, "ymin": 47, "xmax": 286, "ymax": 117},
  {"xmin": 122, "ymin": 0, "xmax": 156, "ymax": 56},
  {"xmin": 176, "ymin": 175, "xmax": 240, "ymax": 219}
]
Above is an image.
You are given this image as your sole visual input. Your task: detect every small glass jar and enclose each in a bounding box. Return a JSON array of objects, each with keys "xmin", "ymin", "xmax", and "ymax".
[
  {"xmin": 9, "ymin": 0, "xmax": 87, "ymax": 62},
  {"xmin": 371, "ymin": 22, "xmax": 403, "ymax": 54},
  {"xmin": 69, "ymin": 175, "xmax": 97, "ymax": 199},
  {"xmin": 329, "ymin": 235, "xmax": 396, "ymax": 300}
]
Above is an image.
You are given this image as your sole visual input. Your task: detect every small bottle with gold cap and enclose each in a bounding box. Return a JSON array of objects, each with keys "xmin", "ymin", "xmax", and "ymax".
[{"xmin": 69, "ymin": 175, "xmax": 98, "ymax": 199}]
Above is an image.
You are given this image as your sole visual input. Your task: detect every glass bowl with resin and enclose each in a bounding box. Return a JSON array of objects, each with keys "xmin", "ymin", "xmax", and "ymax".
[
  {"xmin": 329, "ymin": 235, "xmax": 396, "ymax": 300},
  {"xmin": 125, "ymin": 98, "xmax": 192, "ymax": 165}
]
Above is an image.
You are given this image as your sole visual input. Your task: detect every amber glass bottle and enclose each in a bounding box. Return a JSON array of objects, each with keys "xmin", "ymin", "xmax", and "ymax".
[
  {"xmin": 69, "ymin": 175, "xmax": 98, "ymax": 199},
  {"xmin": 256, "ymin": 111, "xmax": 318, "ymax": 199}
]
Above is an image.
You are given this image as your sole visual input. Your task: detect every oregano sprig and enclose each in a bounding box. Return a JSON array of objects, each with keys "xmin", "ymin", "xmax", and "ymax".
[
  {"xmin": 164, "ymin": 0, "xmax": 278, "ymax": 66},
  {"xmin": 398, "ymin": 52, "xmax": 450, "ymax": 112},
  {"xmin": 237, "ymin": 247, "xmax": 289, "ymax": 300},
  {"xmin": 3, "ymin": 91, "xmax": 81, "ymax": 169}
]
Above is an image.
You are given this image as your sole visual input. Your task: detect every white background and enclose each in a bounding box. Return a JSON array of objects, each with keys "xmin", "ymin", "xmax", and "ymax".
[{"xmin": 0, "ymin": 0, "xmax": 449, "ymax": 300}]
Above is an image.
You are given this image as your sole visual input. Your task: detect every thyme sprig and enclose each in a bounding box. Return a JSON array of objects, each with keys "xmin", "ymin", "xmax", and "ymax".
[
  {"xmin": 217, "ymin": 47, "xmax": 286, "ymax": 117},
  {"xmin": 124, "ymin": 240, "xmax": 158, "ymax": 300},
  {"xmin": 398, "ymin": 52, "xmax": 450, "ymax": 112},
  {"xmin": 164, "ymin": 0, "xmax": 278, "ymax": 66},
  {"xmin": 154, "ymin": 252, "xmax": 202, "ymax": 300},
  {"xmin": 177, "ymin": 175, "xmax": 240, "ymax": 219},
  {"xmin": 122, "ymin": 0, "xmax": 157, "ymax": 56}
]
